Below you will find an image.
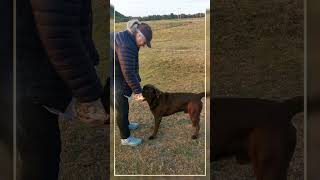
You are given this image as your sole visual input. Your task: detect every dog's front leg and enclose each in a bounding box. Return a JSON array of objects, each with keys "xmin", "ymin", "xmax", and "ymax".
[{"xmin": 149, "ymin": 117, "xmax": 162, "ymax": 140}]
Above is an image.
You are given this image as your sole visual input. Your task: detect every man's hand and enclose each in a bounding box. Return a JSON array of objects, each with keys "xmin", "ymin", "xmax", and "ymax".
[
  {"xmin": 74, "ymin": 98, "xmax": 108, "ymax": 127},
  {"xmin": 133, "ymin": 93, "xmax": 145, "ymax": 101}
]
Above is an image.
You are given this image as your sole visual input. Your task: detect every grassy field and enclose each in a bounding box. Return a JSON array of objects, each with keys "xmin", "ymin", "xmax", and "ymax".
[
  {"xmin": 211, "ymin": 0, "xmax": 304, "ymax": 179},
  {"xmin": 111, "ymin": 17, "xmax": 209, "ymax": 176}
]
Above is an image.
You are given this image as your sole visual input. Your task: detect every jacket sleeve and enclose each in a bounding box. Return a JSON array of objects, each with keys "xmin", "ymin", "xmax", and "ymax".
[
  {"xmin": 115, "ymin": 45, "xmax": 142, "ymax": 94},
  {"xmin": 30, "ymin": 0, "xmax": 103, "ymax": 102}
]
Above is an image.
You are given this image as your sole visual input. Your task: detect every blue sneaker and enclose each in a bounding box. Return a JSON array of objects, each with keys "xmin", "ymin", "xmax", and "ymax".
[
  {"xmin": 128, "ymin": 122, "xmax": 139, "ymax": 130},
  {"xmin": 121, "ymin": 136, "xmax": 142, "ymax": 146}
]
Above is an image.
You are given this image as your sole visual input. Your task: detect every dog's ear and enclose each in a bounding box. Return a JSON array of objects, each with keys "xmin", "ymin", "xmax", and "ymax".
[{"xmin": 155, "ymin": 88, "xmax": 161, "ymax": 98}]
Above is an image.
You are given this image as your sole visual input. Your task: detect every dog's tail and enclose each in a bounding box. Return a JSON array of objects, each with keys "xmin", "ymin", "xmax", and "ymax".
[{"xmin": 282, "ymin": 96, "xmax": 304, "ymax": 118}]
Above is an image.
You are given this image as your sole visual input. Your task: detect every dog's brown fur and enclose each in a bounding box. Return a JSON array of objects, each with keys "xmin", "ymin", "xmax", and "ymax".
[
  {"xmin": 211, "ymin": 96, "xmax": 304, "ymax": 180},
  {"xmin": 142, "ymin": 84, "xmax": 207, "ymax": 139}
]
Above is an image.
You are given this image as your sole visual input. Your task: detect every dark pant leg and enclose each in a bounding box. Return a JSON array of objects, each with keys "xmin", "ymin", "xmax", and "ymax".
[
  {"xmin": 17, "ymin": 99, "xmax": 61, "ymax": 180},
  {"xmin": 111, "ymin": 90, "xmax": 130, "ymax": 139},
  {"xmin": 0, "ymin": 101, "xmax": 13, "ymax": 180}
]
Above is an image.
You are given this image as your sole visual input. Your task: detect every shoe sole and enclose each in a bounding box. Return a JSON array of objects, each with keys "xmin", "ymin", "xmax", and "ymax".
[{"xmin": 121, "ymin": 142, "xmax": 142, "ymax": 146}]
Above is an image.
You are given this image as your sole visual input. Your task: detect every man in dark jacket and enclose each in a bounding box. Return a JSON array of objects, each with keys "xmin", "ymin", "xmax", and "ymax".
[
  {"xmin": 110, "ymin": 19, "xmax": 152, "ymax": 146},
  {"xmin": 17, "ymin": 0, "xmax": 107, "ymax": 179}
]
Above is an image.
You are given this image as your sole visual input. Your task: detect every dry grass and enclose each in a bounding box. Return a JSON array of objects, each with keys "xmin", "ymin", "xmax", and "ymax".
[
  {"xmin": 211, "ymin": 0, "xmax": 304, "ymax": 179},
  {"xmin": 111, "ymin": 18, "xmax": 209, "ymax": 176}
]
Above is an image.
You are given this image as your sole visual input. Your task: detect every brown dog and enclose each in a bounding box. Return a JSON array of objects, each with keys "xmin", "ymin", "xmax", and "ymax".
[
  {"xmin": 142, "ymin": 84, "xmax": 207, "ymax": 139},
  {"xmin": 211, "ymin": 96, "xmax": 304, "ymax": 180}
]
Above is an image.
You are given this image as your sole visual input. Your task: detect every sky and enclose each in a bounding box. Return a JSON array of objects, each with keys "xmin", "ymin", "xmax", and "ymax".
[{"xmin": 110, "ymin": 0, "xmax": 210, "ymax": 17}]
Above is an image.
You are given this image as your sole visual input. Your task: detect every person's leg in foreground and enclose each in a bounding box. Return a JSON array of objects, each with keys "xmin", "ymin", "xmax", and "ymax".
[{"xmin": 17, "ymin": 98, "xmax": 62, "ymax": 180}]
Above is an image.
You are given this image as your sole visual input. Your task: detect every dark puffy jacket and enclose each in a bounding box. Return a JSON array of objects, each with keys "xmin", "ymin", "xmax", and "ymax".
[
  {"xmin": 109, "ymin": 30, "xmax": 142, "ymax": 96},
  {"xmin": 0, "ymin": 0, "xmax": 13, "ymax": 150},
  {"xmin": 17, "ymin": 0, "xmax": 102, "ymax": 109}
]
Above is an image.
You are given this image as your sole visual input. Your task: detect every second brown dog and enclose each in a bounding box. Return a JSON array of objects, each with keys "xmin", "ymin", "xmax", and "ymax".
[{"xmin": 211, "ymin": 96, "xmax": 304, "ymax": 180}]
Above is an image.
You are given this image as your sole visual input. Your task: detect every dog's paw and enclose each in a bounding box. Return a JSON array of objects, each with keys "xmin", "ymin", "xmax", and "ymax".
[
  {"xmin": 191, "ymin": 135, "xmax": 198, "ymax": 139},
  {"xmin": 149, "ymin": 135, "xmax": 155, "ymax": 140}
]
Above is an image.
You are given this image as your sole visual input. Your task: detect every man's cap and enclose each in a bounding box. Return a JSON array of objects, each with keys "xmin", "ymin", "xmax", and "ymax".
[{"xmin": 138, "ymin": 23, "xmax": 152, "ymax": 48}]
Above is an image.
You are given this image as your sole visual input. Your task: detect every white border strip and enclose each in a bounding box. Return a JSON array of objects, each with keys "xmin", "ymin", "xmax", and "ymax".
[
  {"xmin": 204, "ymin": 10, "xmax": 207, "ymax": 177},
  {"xmin": 113, "ymin": 6, "xmax": 116, "ymax": 177}
]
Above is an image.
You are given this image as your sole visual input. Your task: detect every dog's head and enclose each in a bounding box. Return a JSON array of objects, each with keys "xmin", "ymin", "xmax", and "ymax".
[{"xmin": 142, "ymin": 84, "xmax": 162, "ymax": 103}]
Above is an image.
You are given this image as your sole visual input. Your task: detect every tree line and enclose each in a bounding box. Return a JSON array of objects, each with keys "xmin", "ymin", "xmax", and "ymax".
[{"xmin": 115, "ymin": 12, "xmax": 205, "ymax": 23}]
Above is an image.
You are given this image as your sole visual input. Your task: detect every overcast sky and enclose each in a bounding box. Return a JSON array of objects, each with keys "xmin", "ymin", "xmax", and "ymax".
[{"xmin": 111, "ymin": 0, "xmax": 210, "ymax": 17}]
